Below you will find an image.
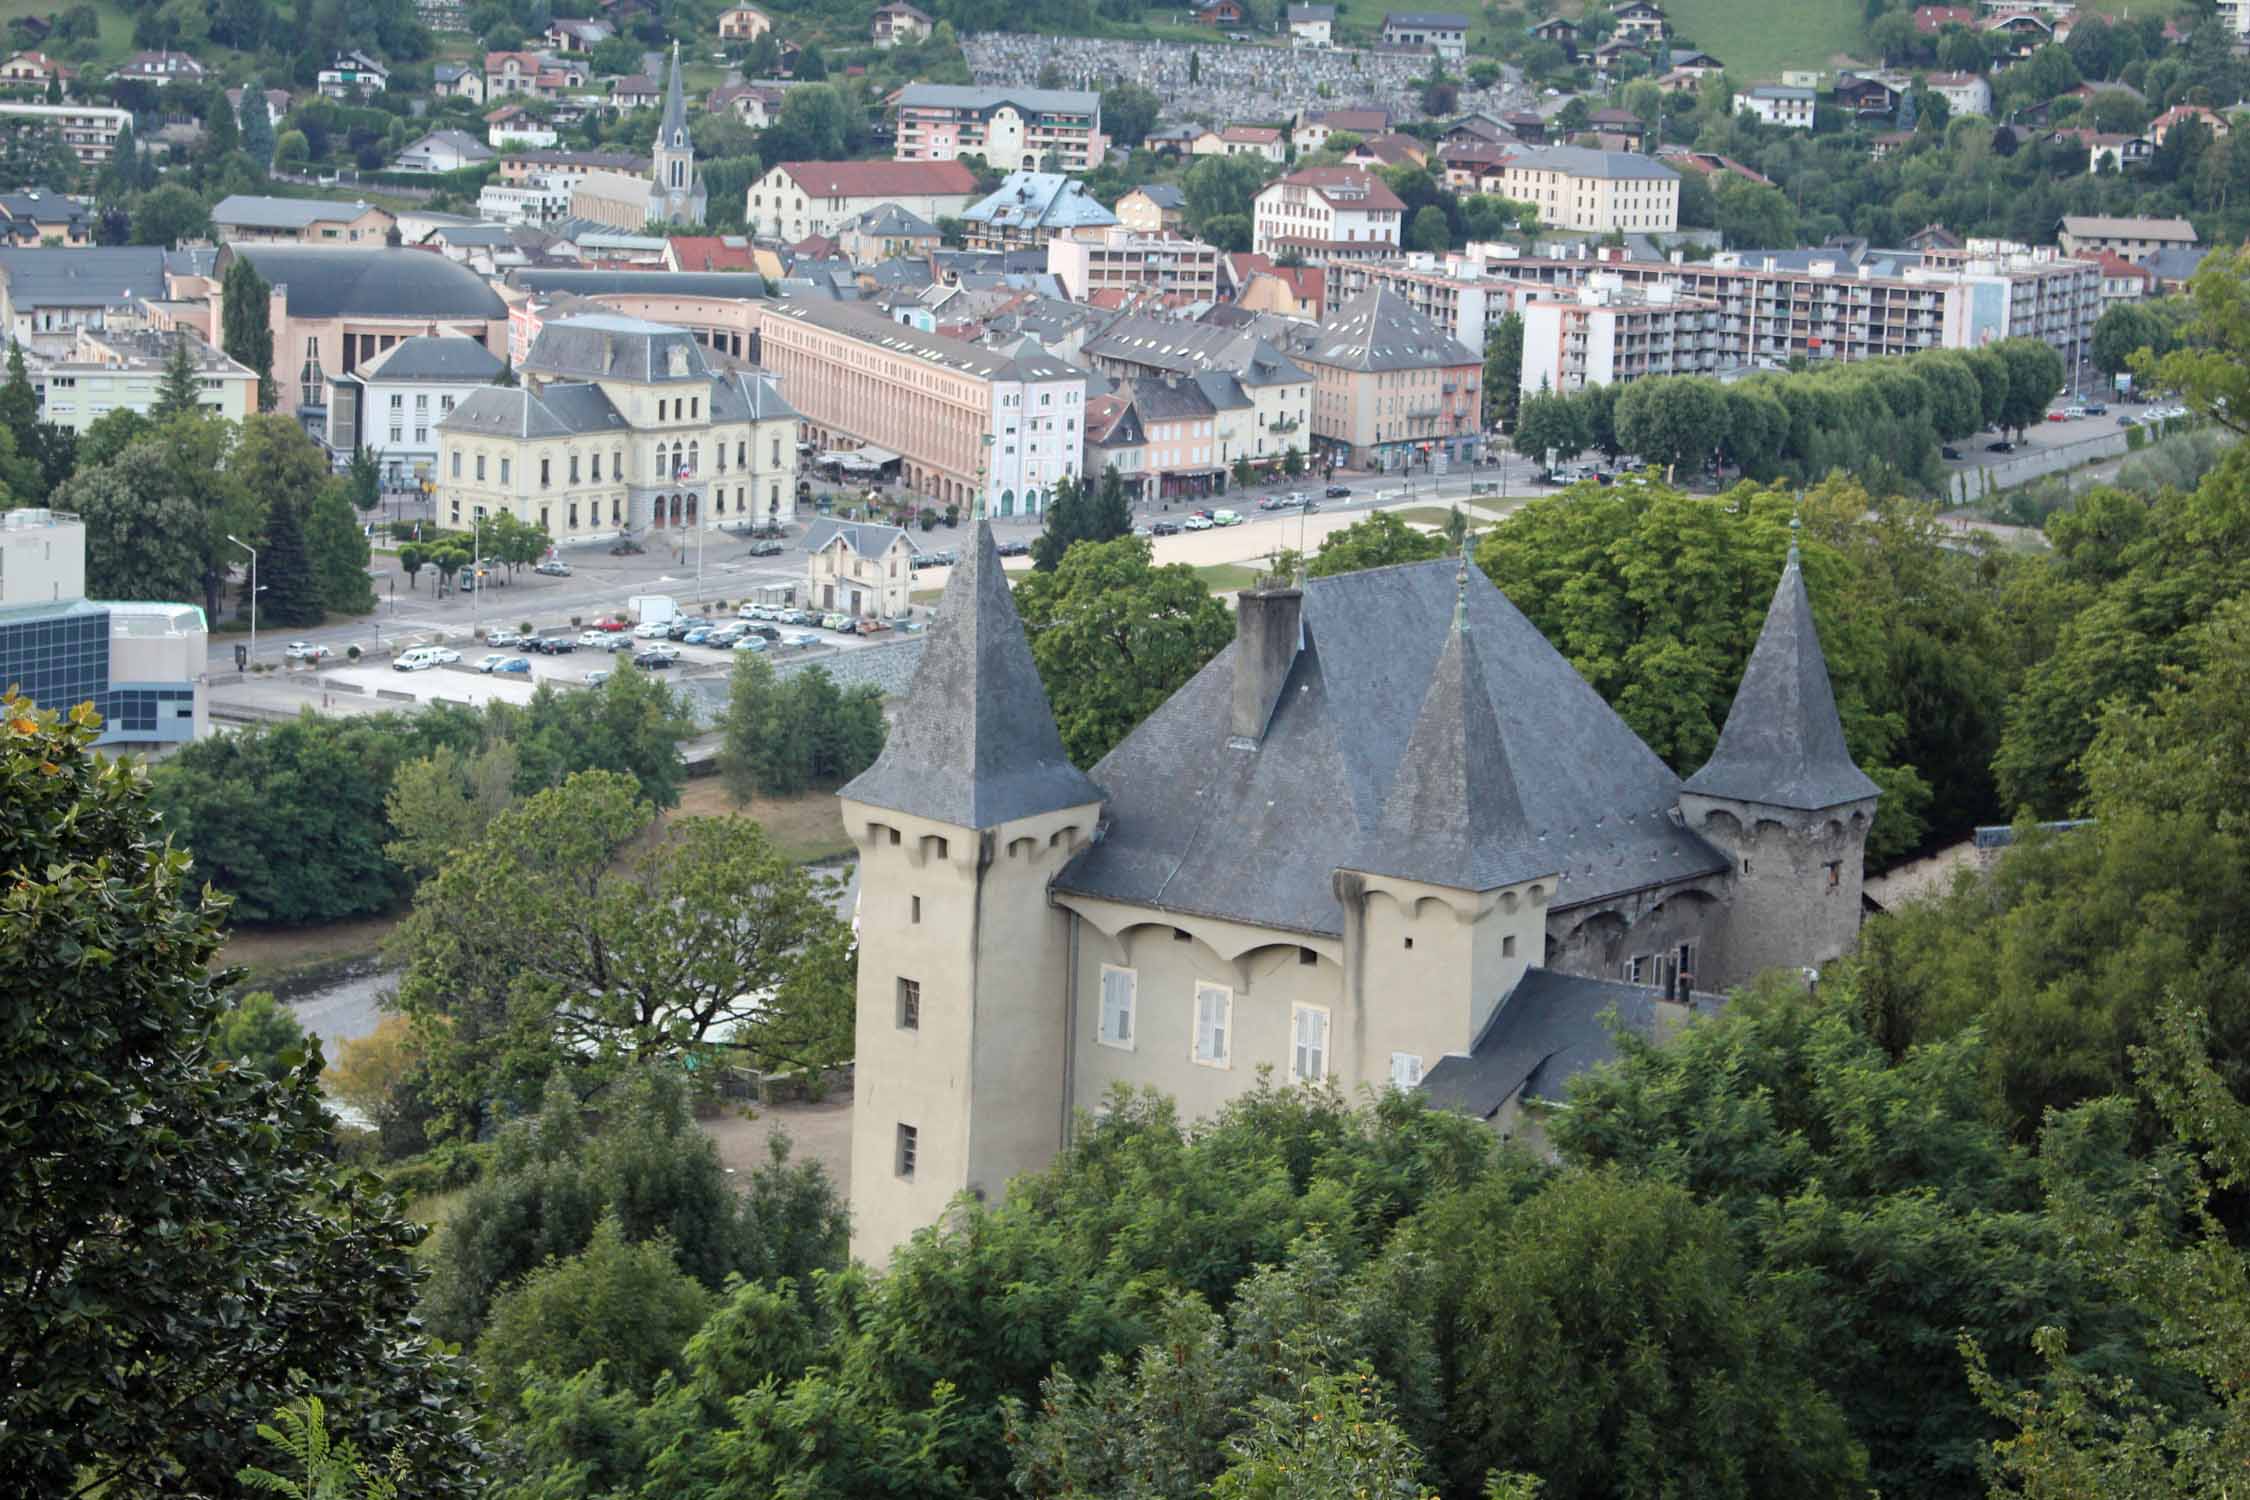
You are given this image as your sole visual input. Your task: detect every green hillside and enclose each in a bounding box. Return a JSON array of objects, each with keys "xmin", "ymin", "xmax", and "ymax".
[{"xmin": 1656, "ymin": 0, "xmax": 1861, "ymax": 82}]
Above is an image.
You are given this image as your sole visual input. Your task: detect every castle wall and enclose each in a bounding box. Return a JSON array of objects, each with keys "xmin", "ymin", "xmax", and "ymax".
[
  {"xmin": 1677, "ymin": 796, "xmax": 1875, "ymax": 989},
  {"xmin": 1545, "ymin": 873, "xmax": 1730, "ymax": 992}
]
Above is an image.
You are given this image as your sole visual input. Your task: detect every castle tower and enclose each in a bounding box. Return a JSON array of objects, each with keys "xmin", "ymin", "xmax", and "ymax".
[
  {"xmin": 1337, "ymin": 555, "xmax": 1556, "ymax": 1086},
  {"xmin": 651, "ymin": 41, "xmax": 706, "ymax": 225},
  {"xmin": 837, "ymin": 521, "xmax": 1105, "ymax": 1265},
  {"xmin": 1678, "ymin": 528, "xmax": 1880, "ymax": 990}
]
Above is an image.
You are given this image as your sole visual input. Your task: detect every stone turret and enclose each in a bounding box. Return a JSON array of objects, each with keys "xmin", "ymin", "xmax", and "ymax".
[
  {"xmin": 1679, "ymin": 528, "xmax": 1879, "ymax": 989},
  {"xmin": 837, "ymin": 521, "xmax": 1104, "ymax": 1264}
]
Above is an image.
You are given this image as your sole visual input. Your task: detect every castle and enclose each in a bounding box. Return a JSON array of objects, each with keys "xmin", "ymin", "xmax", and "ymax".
[{"xmin": 839, "ymin": 521, "xmax": 1878, "ymax": 1262}]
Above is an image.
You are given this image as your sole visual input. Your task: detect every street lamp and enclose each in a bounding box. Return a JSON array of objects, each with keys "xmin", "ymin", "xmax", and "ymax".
[{"xmin": 226, "ymin": 534, "xmax": 257, "ymax": 669}]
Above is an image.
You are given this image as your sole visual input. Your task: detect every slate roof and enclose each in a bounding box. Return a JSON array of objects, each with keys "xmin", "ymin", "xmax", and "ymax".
[
  {"xmin": 1286, "ymin": 284, "xmax": 1476, "ymax": 373},
  {"xmin": 437, "ymin": 382, "xmax": 629, "ymax": 438},
  {"xmin": 850, "ymin": 202, "xmax": 939, "ymax": 238},
  {"xmin": 962, "ymin": 172, "xmax": 1119, "ymax": 234},
  {"xmin": 1127, "ymin": 183, "xmax": 1186, "ymax": 209},
  {"xmin": 1384, "ymin": 10, "xmax": 1471, "ymax": 28},
  {"xmin": 1083, "ymin": 314, "xmax": 1312, "ymax": 387},
  {"xmin": 225, "ymin": 247, "xmax": 506, "ymax": 320},
  {"xmin": 1419, "ymin": 969, "xmax": 1661, "ymax": 1117},
  {"xmin": 658, "ymin": 40, "xmax": 689, "ymax": 139},
  {"xmin": 895, "ymin": 83, "xmax": 1101, "ymax": 118},
  {"xmin": 401, "ymin": 129, "xmax": 494, "ymax": 162},
  {"xmin": 507, "ymin": 268, "xmax": 769, "ymax": 299},
  {"xmin": 1054, "ymin": 558, "xmax": 1727, "ymax": 936},
  {"xmin": 521, "ymin": 313, "xmax": 712, "ymax": 383},
  {"xmin": 802, "ymin": 517, "xmax": 918, "ymax": 557},
  {"xmin": 358, "ymin": 335, "xmax": 507, "ymax": 382},
  {"xmin": 1501, "ymin": 143, "xmax": 1678, "ymax": 180},
  {"xmin": 0, "ymin": 246, "xmax": 166, "ymax": 308},
  {"xmin": 765, "ymin": 297, "xmax": 1085, "ymax": 382},
  {"xmin": 839, "ymin": 521, "xmax": 1103, "ymax": 829},
  {"xmin": 711, "ymin": 368, "xmax": 798, "ymax": 422},
  {"xmin": 213, "ymin": 194, "xmax": 381, "ymax": 229},
  {"xmin": 2058, "ymin": 213, "xmax": 2197, "ymax": 243},
  {"xmin": 1683, "ymin": 547, "xmax": 1880, "ymax": 811}
]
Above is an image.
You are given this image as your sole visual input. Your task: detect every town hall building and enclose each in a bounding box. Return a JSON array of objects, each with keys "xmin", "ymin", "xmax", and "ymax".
[{"xmin": 840, "ymin": 521, "xmax": 1879, "ymax": 1261}]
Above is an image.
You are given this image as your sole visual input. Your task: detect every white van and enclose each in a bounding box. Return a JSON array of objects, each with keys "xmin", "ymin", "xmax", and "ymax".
[
  {"xmin": 393, "ymin": 647, "xmax": 444, "ymax": 672},
  {"xmin": 1213, "ymin": 509, "xmax": 1244, "ymax": 527}
]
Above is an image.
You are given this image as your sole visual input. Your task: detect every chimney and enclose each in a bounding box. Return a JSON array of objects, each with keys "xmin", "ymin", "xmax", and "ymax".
[{"xmin": 1230, "ymin": 577, "xmax": 1303, "ymax": 745}]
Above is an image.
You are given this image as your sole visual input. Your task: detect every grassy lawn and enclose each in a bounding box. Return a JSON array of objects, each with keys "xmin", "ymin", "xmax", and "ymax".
[
  {"xmin": 1657, "ymin": 0, "xmax": 1863, "ymax": 79},
  {"xmin": 669, "ymin": 778, "xmax": 854, "ymax": 864},
  {"xmin": 1196, "ymin": 562, "xmax": 1267, "ymax": 594}
]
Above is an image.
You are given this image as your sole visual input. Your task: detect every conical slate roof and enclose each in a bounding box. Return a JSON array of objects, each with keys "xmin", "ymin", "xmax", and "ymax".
[
  {"xmin": 1355, "ymin": 612, "xmax": 1554, "ymax": 892},
  {"xmin": 839, "ymin": 522, "xmax": 1103, "ymax": 830},
  {"xmin": 658, "ymin": 41, "xmax": 689, "ymax": 143},
  {"xmin": 1683, "ymin": 549, "xmax": 1881, "ymax": 811}
]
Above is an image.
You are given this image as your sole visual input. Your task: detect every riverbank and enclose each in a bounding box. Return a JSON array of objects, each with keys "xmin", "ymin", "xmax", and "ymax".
[{"xmin": 219, "ymin": 914, "xmax": 402, "ymax": 992}]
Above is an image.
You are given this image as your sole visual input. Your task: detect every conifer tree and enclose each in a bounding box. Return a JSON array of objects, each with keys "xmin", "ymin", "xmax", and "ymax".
[
  {"xmin": 222, "ymin": 256, "xmax": 277, "ymax": 411},
  {"xmin": 258, "ymin": 495, "xmax": 324, "ymax": 626},
  {"xmin": 150, "ymin": 334, "xmax": 202, "ymax": 421}
]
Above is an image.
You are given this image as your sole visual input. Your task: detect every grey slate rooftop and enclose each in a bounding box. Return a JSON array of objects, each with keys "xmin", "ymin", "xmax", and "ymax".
[
  {"xmin": 1683, "ymin": 547, "xmax": 1881, "ymax": 812},
  {"xmin": 225, "ymin": 246, "xmax": 507, "ymax": 320},
  {"xmin": 802, "ymin": 518, "xmax": 918, "ymax": 557},
  {"xmin": 212, "ymin": 194, "xmax": 381, "ymax": 229},
  {"xmin": 358, "ymin": 334, "xmax": 506, "ymax": 383},
  {"xmin": 1503, "ymin": 144, "xmax": 1680, "ymax": 181},
  {"xmin": 507, "ymin": 268, "xmax": 769, "ymax": 299},
  {"xmin": 1418, "ymin": 969, "xmax": 1661, "ymax": 1118},
  {"xmin": 1054, "ymin": 557, "xmax": 1728, "ymax": 937},
  {"xmin": 521, "ymin": 313, "xmax": 713, "ymax": 383},
  {"xmin": 0, "ymin": 246, "xmax": 166, "ymax": 308},
  {"xmin": 437, "ymin": 382, "xmax": 629, "ymax": 439},
  {"xmin": 840, "ymin": 521, "xmax": 1102, "ymax": 830},
  {"xmin": 1286, "ymin": 284, "xmax": 1476, "ymax": 373}
]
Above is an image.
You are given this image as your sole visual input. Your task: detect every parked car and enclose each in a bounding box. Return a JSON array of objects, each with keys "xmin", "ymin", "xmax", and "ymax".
[
  {"xmin": 1986, "ymin": 439, "xmax": 2015, "ymax": 453},
  {"xmin": 284, "ymin": 641, "xmax": 331, "ymax": 663},
  {"xmin": 632, "ymin": 647, "xmax": 679, "ymax": 669},
  {"xmin": 596, "ymin": 617, "xmax": 630, "ymax": 632},
  {"xmin": 732, "ymin": 635, "xmax": 769, "ymax": 651},
  {"xmin": 534, "ymin": 560, "xmax": 571, "ymax": 577},
  {"xmin": 485, "ymin": 629, "xmax": 520, "ymax": 648},
  {"xmin": 534, "ymin": 636, "xmax": 576, "ymax": 654},
  {"xmin": 1184, "ymin": 514, "xmax": 1214, "ymax": 530},
  {"xmin": 585, "ymin": 669, "xmax": 610, "ymax": 686},
  {"xmin": 708, "ymin": 624, "xmax": 746, "ymax": 646},
  {"xmin": 491, "ymin": 656, "xmax": 530, "ymax": 675},
  {"xmin": 577, "ymin": 630, "xmax": 608, "ymax": 648},
  {"xmin": 1940, "ymin": 445, "xmax": 1963, "ymax": 461},
  {"xmin": 430, "ymin": 647, "xmax": 460, "ymax": 665},
  {"xmin": 633, "ymin": 621, "xmax": 670, "ymax": 638},
  {"xmin": 821, "ymin": 612, "xmax": 852, "ymax": 631},
  {"xmin": 681, "ymin": 625, "xmax": 713, "ymax": 645},
  {"xmin": 747, "ymin": 540, "xmax": 784, "ymax": 557},
  {"xmin": 2046, "ymin": 410, "xmax": 2071, "ymax": 422},
  {"xmin": 1324, "ymin": 484, "xmax": 1351, "ymax": 498},
  {"xmin": 1151, "ymin": 520, "xmax": 1182, "ymax": 536},
  {"xmin": 600, "ymin": 633, "xmax": 634, "ymax": 652},
  {"xmin": 393, "ymin": 647, "xmax": 444, "ymax": 672},
  {"xmin": 786, "ymin": 631, "xmax": 819, "ymax": 647},
  {"xmin": 476, "ymin": 652, "xmax": 512, "ymax": 673},
  {"xmin": 996, "ymin": 538, "xmax": 1030, "ymax": 557}
]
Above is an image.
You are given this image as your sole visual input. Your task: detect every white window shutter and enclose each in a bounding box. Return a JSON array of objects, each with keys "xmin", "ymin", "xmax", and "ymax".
[{"xmin": 1390, "ymin": 1051, "xmax": 1423, "ymax": 1089}]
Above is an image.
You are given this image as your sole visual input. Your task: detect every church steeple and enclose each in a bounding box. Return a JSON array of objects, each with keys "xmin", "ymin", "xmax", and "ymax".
[
  {"xmin": 840, "ymin": 521, "xmax": 1101, "ymax": 831},
  {"xmin": 659, "ymin": 39, "xmax": 689, "ymax": 150},
  {"xmin": 651, "ymin": 40, "xmax": 696, "ymax": 212},
  {"xmin": 1683, "ymin": 536, "xmax": 1880, "ymax": 812}
]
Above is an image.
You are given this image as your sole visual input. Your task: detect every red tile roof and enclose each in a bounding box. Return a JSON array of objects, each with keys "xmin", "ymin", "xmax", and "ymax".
[
  {"xmin": 1274, "ymin": 166, "xmax": 1407, "ymax": 212},
  {"xmin": 667, "ymin": 235, "xmax": 759, "ymax": 271},
  {"xmin": 776, "ymin": 159, "xmax": 981, "ymax": 197},
  {"xmin": 1911, "ymin": 4, "xmax": 1974, "ymax": 32}
]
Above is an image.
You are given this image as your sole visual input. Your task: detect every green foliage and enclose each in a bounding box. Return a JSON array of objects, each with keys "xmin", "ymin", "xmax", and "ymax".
[
  {"xmin": 1306, "ymin": 509, "xmax": 1449, "ymax": 578},
  {"xmin": 237, "ymin": 1397, "xmax": 410, "ymax": 1500},
  {"xmin": 1484, "ymin": 311, "xmax": 1524, "ymax": 430},
  {"xmin": 1030, "ymin": 467, "xmax": 1132, "ymax": 571},
  {"xmin": 420, "ymin": 1072, "xmax": 846, "ymax": 1347},
  {"xmin": 717, "ymin": 653, "xmax": 885, "ymax": 799},
  {"xmin": 0, "ymin": 696, "xmax": 482, "ymax": 1496},
  {"xmin": 477, "ymin": 1215, "xmax": 718, "ymax": 1412},
  {"xmin": 308, "ymin": 483, "xmax": 377, "ymax": 614},
  {"xmin": 1182, "ymin": 152, "xmax": 1275, "ymax": 236},
  {"xmin": 213, "ymin": 989, "xmax": 310, "ymax": 1078},
  {"xmin": 150, "ymin": 333, "xmax": 204, "ymax": 421},
  {"xmin": 223, "ymin": 255, "xmax": 279, "ymax": 410},
  {"xmin": 61, "ymin": 445, "xmax": 206, "ymax": 602},
  {"xmin": 390, "ymin": 771, "xmax": 856, "ymax": 1121},
  {"xmin": 1013, "ymin": 534, "xmax": 1236, "ymax": 767},
  {"xmin": 259, "ymin": 495, "xmax": 326, "ymax": 627},
  {"xmin": 486, "ymin": 668, "xmax": 698, "ymax": 810},
  {"xmin": 382, "ymin": 738, "xmax": 519, "ymax": 879}
]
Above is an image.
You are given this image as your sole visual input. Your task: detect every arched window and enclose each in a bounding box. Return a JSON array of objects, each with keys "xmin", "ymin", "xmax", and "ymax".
[{"xmin": 687, "ymin": 441, "xmax": 699, "ymax": 476}]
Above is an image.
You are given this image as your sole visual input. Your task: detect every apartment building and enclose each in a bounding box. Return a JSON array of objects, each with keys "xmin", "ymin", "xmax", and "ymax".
[
  {"xmin": 1082, "ymin": 315, "xmax": 1315, "ymax": 468},
  {"xmin": 1082, "ymin": 374, "xmax": 1245, "ymax": 500},
  {"xmin": 746, "ymin": 297, "xmax": 1089, "ymax": 517},
  {"xmin": 1279, "ymin": 285, "xmax": 1483, "ymax": 469},
  {"xmin": 1381, "ymin": 9, "xmax": 1470, "ymax": 60},
  {"xmin": 1518, "ymin": 277, "xmax": 1723, "ymax": 395},
  {"xmin": 29, "ymin": 327, "xmax": 259, "ymax": 431},
  {"xmin": 961, "ymin": 171, "xmax": 1118, "ymax": 252},
  {"xmin": 1925, "ymin": 70, "xmax": 1992, "ymax": 117},
  {"xmin": 0, "ymin": 245, "xmax": 166, "ymax": 340},
  {"xmin": 1251, "ymin": 167, "xmax": 1405, "ymax": 263},
  {"xmin": 745, "ymin": 159, "xmax": 980, "ymax": 242},
  {"xmin": 1326, "ymin": 251, "xmax": 1540, "ymax": 350},
  {"xmin": 1047, "ymin": 228, "xmax": 1222, "ymax": 302},
  {"xmin": 1489, "ymin": 146, "xmax": 1680, "ymax": 233},
  {"xmin": 2055, "ymin": 214, "xmax": 2197, "ymax": 264},
  {"xmin": 211, "ymin": 195, "xmax": 395, "ymax": 245},
  {"xmin": 0, "ymin": 102, "xmax": 130, "ymax": 163},
  {"xmin": 1116, "ymin": 183, "xmax": 1187, "ymax": 234},
  {"xmin": 892, "ymin": 84, "xmax": 1107, "ymax": 174},
  {"xmin": 323, "ymin": 334, "xmax": 508, "ymax": 485},
  {"xmin": 1735, "ymin": 84, "xmax": 1816, "ymax": 129},
  {"xmin": 437, "ymin": 313, "xmax": 799, "ymax": 539}
]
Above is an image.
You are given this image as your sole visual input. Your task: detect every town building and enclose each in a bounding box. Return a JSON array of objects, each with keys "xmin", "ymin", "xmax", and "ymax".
[
  {"xmin": 1279, "ymin": 284, "xmax": 1482, "ymax": 470},
  {"xmin": 803, "ymin": 518, "xmax": 918, "ymax": 619},
  {"xmin": 871, "ymin": 1, "xmax": 934, "ymax": 47},
  {"xmin": 1734, "ymin": 84, "xmax": 1816, "ymax": 129},
  {"xmin": 0, "ymin": 245, "xmax": 165, "ymax": 340},
  {"xmin": 719, "ymin": 4, "xmax": 773, "ymax": 39},
  {"xmin": 433, "ymin": 62, "xmax": 484, "ymax": 102},
  {"xmin": 485, "ymin": 104, "xmax": 557, "ymax": 149},
  {"xmin": 1288, "ymin": 4, "xmax": 1336, "ymax": 45},
  {"xmin": 111, "ymin": 50, "xmax": 205, "ymax": 84},
  {"xmin": 1291, "ymin": 107, "xmax": 1393, "ymax": 153},
  {"xmin": 1326, "ymin": 251, "xmax": 1536, "ymax": 351},
  {"xmin": 1116, "ymin": 183, "xmax": 1187, "ymax": 235},
  {"xmin": 28, "ymin": 327, "xmax": 258, "ymax": 432},
  {"xmin": 1381, "ymin": 9, "xmax": 1470, "ymax": 59},
  {"xmin": 395, "ymin": 129, "xmax": 494, "ymax": 173},
  {"xmin": 568, "ymin": 45, "xmax": 704, "ymax": 227},
  {"xmin": 2147, "ymin": 102, "xmax": 2229, "ymax": 145},
  {"xmin": 209, "ymin": 245, "xmax": 511, "ymax": 430},
  {"xmin": 610, "ymin": 73, "xmax": 662, "ymax": 110},
  {"xmin": 0, "ymin": 52, "xmax": 72, "ymax": 92},
  {"xmin": 1924, "ymin": 70, "xmax": 1992, "ymax": 116},
  {"xmin": 745, "ymin": 159, "xmax": 980, "ymax": 242},
  {"xmin": 1517, "ymin": 276, "xmax": 1723, "ymax": 395},
  {"xmin": 838, "ymin": 496, "xmax": 1876, "ymax": 1261},
  {"xmin": 1081, "ymin": 315, "xmax": 1314, "ymax": 469},
  {"xmin": 961, "ymin": 171, "xmax": 1118, "ymax": 251},
  {"xmin": 1046, "ymin": 227, "xmax": 1221, "ymax": 302},
  {"xmin": 0, "ymin": 507, "xmax": 207, "ymax": 746},
  {"xmin": 0, "ymin": 102, "xmax": 130, "ymax": 163},
  {"xmin": 0, "ymin": 190, "xmax": 89, "ymax": 246},
  {"xmin": 322, "ymin": 334, "xmax": 508, "ymax": 485},
  {"xmin": 316, "ymin": 49, "xmax": 389, "ymax": 99},
  {"xmin": 436, "ymin": 313, "xmax": 798, "ymax": 539},
  {"xmin": 544, "ymin": 17, "xmax": 612, "ymax": 51},
  {"xmin": 836, "ymin": 204, "xmax": 942, "ymax": 266},
  {"xmin": 1529, "ymin": 15, "xmax": 1578, "ymax": 55},
  {"xmin": 1486, "ymin": 145, "xmax": 1679, "ymax": 234},
  {"xmin": 1611, "ymin": 0, "xmax": 1669, "ymax": 41},
  {"xmin": 2087, "ymin": 248, "xmax": 2155, "ymax": 307},
  {"xmin": 1191, "ymin": 124, "xmax": 1286, "ymax": 162},
  {"xmin": 484, "ymin": 50, "xmax": 584, "ymax": 100},
  {"xmin": 892, "ymin": 84, "xmax": 1107, "ymax": 174},
  {"xmin": 745, "ymin": 296, "xmax": 1088, "ymax": 516},
  {"xmin": 1081, "ymin": 374, "xmax": 1238, "ymax": 501},
  {"xmin": 1251, "ymin": 166, "xmax": 1405, "ymax": 263},
  {"xmin": 497, "ymin": 147, "xmax": 651, "ymax": 189},
  {"xmin": 2056, "ymin": 213, "xmax": 2198, "ymax": 263},
  {"xmin": 212, "ymin": 195, "xmax": 395, "ymax": 245}
]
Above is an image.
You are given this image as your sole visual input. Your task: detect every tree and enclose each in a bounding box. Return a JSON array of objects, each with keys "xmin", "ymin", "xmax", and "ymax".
[
  {"xmin": 760, "ymin": 83, "xmax": 850, "ymax": 163},
  {"xmin": 130, "ymin": 181, "xmax": 213, "ymax": 246},
  {"xmin": 2092, "ymin": 299, "xmax": 2174, "ymax": 378},
  {"xmin": 1407, "ymin": 203, "xmax": 1450, "ymax": 252},
  {"xmin": 390, "ymin": 771, "xmax": 856, "ymax": 1119},
  {"xmin": 1484, "ymin": 312, "xmax": 1524, "ymax": 429},
  {"xmin": 1013, "ymin": 534, "xmax": 1236, "ymax": 767},
  {"xmin": 0, "ymin": 340, "xmax": 35, "ymax": 475},
  {"xmin": 398, "ymin": 542, "xmax": 424, "ymax": 588},
  {"xmin": 1183, "ymin": 152, "xmax": 1273, "ymax": 235},
  {"xmin": 150, "ymin": 332, "xmax": 204, "ymax": 420},
  {"xmin": 236, "ymin": 1396, "xmax": 413, "ymax": 1500},
  {"xmin": 0, "ymin": 697, "xmax": 482, "ymax": 1497},
  {"xmin": 240, "ymin": 77, "xmax": 276, "ymax": 167},
  {"xmin": 1995, "ymin": 336, "xmax": 2066, "ymax": 436},
  {"xmin": 1613, "ymin": 374, "xmax": 1726, "ymax": 477},
  {"xmin": 60, "ymin": 450, "xmax": 203, "ymax": 602},
  {"xmin": 486, "ymin": 668, "xmax": 697, "ymax": 809},
  {"xmin": 1713, "ymin": 174, "xmax": 1798, "ymax": 247},
  {"xmin": 212, "ymin": 989, "xmax": 309, "ymax": 1077},
  {"xmin": 223, "ymin": 254, "xmax": 278, "ymax": 410},
  {"xmin": 382, "ymin": 738, "xmax": 519, "ymax": 878},
  {"xmin": 1513, "ymin": 386, "xmax": 1592, "ymax": 464},
  {"xmin": 477, "ymin": 1216, "xmax": 716, "ymax": 1412},
  {"xmin": 275, "ymin": 128, "xmax": 310, "ymax": 169},
  {"xmin": 347, "ymin": 444, "xmax": 380, "ymax": 511},
  {"xmin": 259, "ymin": 496, "xmax": 325, "ymax": 627},
  {"xmin": 1032, "ymin": 470, "xmax": 1133, "ymax": 571},
  {"xmin": 1306, "ymin": 509, "xmax": 1449, "ymax": 577},
  {"xmin": 2146, "ymin": 248, "xmax": 2250, "ymax": 435},
  {"xmin": 718, "ymin": 653, "xmax": 884, "ymax": 800},
  {"xmin": 306, "ymin": 482, "xmax": 376, "ymax": 613},
  {"xmin": 1102, "ymin": 82, "xmax": 1161, "ymax": 150}
]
